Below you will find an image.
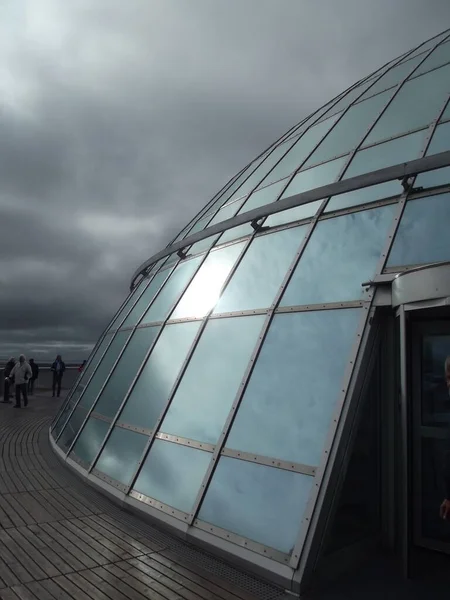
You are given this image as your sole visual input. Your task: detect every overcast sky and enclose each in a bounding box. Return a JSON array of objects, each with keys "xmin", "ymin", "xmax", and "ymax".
[{"xmin": 0, "ymin": 0, "xmax": 449, "ymax": 362}]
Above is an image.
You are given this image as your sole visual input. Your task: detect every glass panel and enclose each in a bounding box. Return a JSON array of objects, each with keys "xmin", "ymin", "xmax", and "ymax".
[
  {"xmin": 238, "ymin": 180, "xmax": 286, "ymax": 215},
  {"xmin": 53, "ymin": 332, "xmax": 114, "ymax": 436},
  {"xmin": 420, "ymin": 334, "xmax": 450, "ymax": 428},
  {"xmin": 320, "ymin": 77, "xmax": 377, "ymax": 116},
  {"xmin": 207, "ymin": 199, "xmax": 246, "ymax": 227},
  {"xmin": 265, "ymin": 200, "xmax": 322, "ymax": 227},
  {"xmin": 164, "ymin": 255, "xmax": 179, "ymax": 269},
  {"xmin": 78, "ymin": 331, "xmax": 131, "ymax": 411},
  {"xmin": 141, "ymin": 256, "xmax": 202, "ymax": 324},
  {"xmin": 226, "ymin": 309, "xmax": 361, "ymax": 465},
  {"xmin": 121, "ymin": 270, "xmax": 170, "ymax": 329},
  {"xmin": 218, "ymin": 224, "xmax": 253, "ymax": 245},
  {"xmin": 404, "ymin": 32, "xmax": 450, "ymax": 60},
  {"xmin": 95, "ymin": 427, "xmax": 148, "ymax": 485},
  {"xmin": 303, "ymin": 92, "xmax": 392, "ymax": 168},
  {"xmin": 93, "ymin": 327, "xmax": 161, "ymax": 419},
  {"xmin": 160, "ymin": 315, "xmax": 265, "ymax": 444},
  {"xmin": 440, "ymin": 100, "xmax": 450, "ymax": 122},
  {"xmin": 416, "ymin": 167, "xmax": 450, "ymax": 189},
  {"xmin": 387, "ymin": 194, "xmax": 450, "ymax": 267},
  {"xmin": 171, "ymin": 244, "xmax": 244, "ymax": 319},
  {"xmin": 72, "ymin": 417, "xmax": 110, "ymax": 466},
  {"xmin": 281, "ymin": 204, "xmax": 396, "ymax": 305},
  {"xmin": 344, "ymin": 131, "xmax": 424, "ymax": 180},
  {"xmin": 414, "ymin": 41, "xmax": 450, "ymax": 77},
  {"xmin": 281, "ymin": 157, "xmax": 346, "ymax": 199},
  {"xmin": 57, "ymin": 405, "xmax": 88, "ymax": 451},
  {"xmin": 325, "ymin": 181, "xmax": 401, "ymax": 212},
  {"xmin": 119, "ymin": 322, "xmax": 200, "ymax": 430},
  {"xmin": 198, "ymin": 457, "xmax": 313, "ymax": 553},
  {"xmin": 216, "ymin": 153, "xmax": 271, "ymax": 209},
  {"xmin": 357, "ymin": 55, "xmax": 424, "ymax": 101},
  {"xmin": 185, "ymin": 216, "xmax": 210, "ymax": 238},
  {"xmin": 364, "ymin": 65, "xmax": 450, "ymax": 145},
  {"xmin": 226, "ymin": 144, "xmax": 293, "ymax": 204},
  {"xmin": 108, "ymin": 281, "xmax": 144, "ymax": 332},
  {"xmin": 260, "ymin": 114, "xmax": 341, "ymax": 186},
  {"xmin": 425, "ymin": 121, "xmax": 450, "ymax": 155},
  {"xmin": 134, "ymin": 440, "xmax": 211, "ymax": 513},
  {"xmin": 325, "ymin": 353, "xmax": 381, "ymax": 553},
  {"xmin": 214, "ymin": 227, "xmax": 306, "ymax": 313},
  {"xmin": 188, "ymin": 235, "xmax": 220, "ymax": 256},
  {"xmin": 415, "ymin": 122, "xmax": 450, "ymax": 189}
]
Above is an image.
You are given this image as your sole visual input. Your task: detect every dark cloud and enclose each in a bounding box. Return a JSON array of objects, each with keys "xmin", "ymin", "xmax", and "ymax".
[{"xmin": 0, "ymin": 0, "xmax": 449, "ymax": 360}]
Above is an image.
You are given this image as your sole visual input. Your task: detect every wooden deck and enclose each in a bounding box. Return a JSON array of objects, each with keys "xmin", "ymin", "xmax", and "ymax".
[{"xmin": 0, "ymin": 392, "xmax": 285, "ymax": 600}]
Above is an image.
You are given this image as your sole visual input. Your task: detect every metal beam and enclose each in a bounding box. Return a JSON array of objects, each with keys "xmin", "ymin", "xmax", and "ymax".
[{"xmin": 130, "ymin": 150, "xmax": 450, "ymax": 288}]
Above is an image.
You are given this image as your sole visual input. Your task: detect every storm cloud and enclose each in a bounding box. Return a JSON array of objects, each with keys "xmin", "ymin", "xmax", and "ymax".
[{"xmin": 0, "ymin": 0, "xmax": 449, "ymax": 360}]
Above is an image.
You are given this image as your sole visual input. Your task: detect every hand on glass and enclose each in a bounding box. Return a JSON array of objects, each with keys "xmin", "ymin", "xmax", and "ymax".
[{"xmin": 440, "ymin": 499, "xmax": 450, "ymax": 520}]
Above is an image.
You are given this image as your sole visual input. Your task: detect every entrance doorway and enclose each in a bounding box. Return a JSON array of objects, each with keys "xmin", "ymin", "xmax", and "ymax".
[{"xmin": 411, "ymin": 319, "xmax": 450, "ymax": 552}]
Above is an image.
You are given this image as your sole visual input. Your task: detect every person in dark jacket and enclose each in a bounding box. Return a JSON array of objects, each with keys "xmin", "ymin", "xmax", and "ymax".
[
  {"xmin": 51, "ymin": 355, "xmax": 66, "ymax": 398},
  {"xmin": 440, "ymin": 356, "xmax": 450, "ymax": 520},
  {"xmin": 28, "ymin": 359, "xmax": 39, "ymax": 395},
  {"xmin": 3, "ymin": 358, "xmax": 15, "ymax": 403}
]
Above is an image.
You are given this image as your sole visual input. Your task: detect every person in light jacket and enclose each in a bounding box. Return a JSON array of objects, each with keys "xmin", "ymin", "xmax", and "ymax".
[
  {"xmin": 51, "ymin": 355, "xmax": 66, "ymax": 398},
  {"xmin": 6, "ymin": 355, "xmax": 32, "ymax": 408}
]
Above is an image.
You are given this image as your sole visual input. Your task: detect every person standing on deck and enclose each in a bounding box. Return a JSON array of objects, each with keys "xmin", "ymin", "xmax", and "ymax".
[
  {"xmin": 28, "ymin": 359, "xmax": 39, "ymax": 395},
  {"xmin": 3, "ymin": 358, "xmax": 16, "ymax": 403},
  {"xmin": 6, "ymin": 355, "xmax": 32, "ymax": 408},
  {"xmin": 51, "ymin": 354, "xmax": 66, "ymax": 398}
]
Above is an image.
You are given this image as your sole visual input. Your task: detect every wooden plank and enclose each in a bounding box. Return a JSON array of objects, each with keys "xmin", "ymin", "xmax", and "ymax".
[
  {"xmin": 0, "ymin": 543, "xmax": 34, "ymax": 584},
  {"xmin": 91, "ymin": 566, "xmax": 152, "ymax": 600},
  {"xmin": 91, "ymin": 515, "xmax": 164, "ymax": 554},
  {"xmin": 38, "ymin": 578, "xmax": 74, "ymax": 600},
  {"xmin": 48, "ymin": 522, "xmax": 111, "ymax": 567},
  {"xmin": 24, "ymin": 582, "xmax": 58, "ymax": 600},
  {"xmin": 6, "ymin": 585, "xmax": 38, "ymax": 600},
  {"xmin": 31, "ymin": 490, "xmax": 73, "ymax": 520},
  {"xmin": 62, "ymin": 520, "xmax": 127, "ymax": 563},
  {"xmin": 0, "ymin": 531, "xmax": 48, "ymax": 581},
  {"xmin": 1, "ymin": 496, "xmax": 33, "ymax": 527},
  {"xmin": 0, "ymin": 588, "xmax": 21, "ymax": 600},
  {"xmin": 51, "ymin": 576, "xmax": 95, "ymax": 600},
  {"xmin": 0, "ymin": 474, "xmax": 19, "ymax": 495},
  {"xmin": 0, "ymin": 504, "xmax": 14, "ymax": 529},
  {"xmin": 0, "ymin": 557, "xmax": 21, "ymax": 588},
  {"xmin": 81, "ymin": 570, "xmax": 136, "ymax": 600},
  {"xmin": 26, "ymin": 525, "xmax": 86, "ymax": 573},
  {"xmin": 109, "ymin": 561, "xmax": 188, "ymax": 600},
  {"xmin": 130, "ymin": 557, "xmax": 223, "ymax": 600},
  {"xmin": 65, "ymin": 573, "xmax": 112, "ymax": 600},
  {"xmin": 17, "ymin": 527, "xmax": 73, "ymax": 576},
  {"xmin": 38, "ymin": 523, "xmax": 99, "ymax": 570},
  {"xmin": 8, "ymin": 492, "xmax": 54, "ymax": 524},
  {"xmin": 103, "ymin": 562, "xmax": 177, "ymax": 600},
  {"xmin": 44, "ymin": 489, "xmax": 89, "ymax": 519},
  {"xmin": 77, "ymin": 518, "xmax": 142, "ymax": 558},
  {"xmin": 147, "ymin": 553, "xmax": 252, "ymax": 600}
]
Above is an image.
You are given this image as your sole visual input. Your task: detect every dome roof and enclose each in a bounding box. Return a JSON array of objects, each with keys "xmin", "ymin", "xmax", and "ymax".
[{"xmin": 51, "ymin": 28, "xmax": 450, "ymax": 587}]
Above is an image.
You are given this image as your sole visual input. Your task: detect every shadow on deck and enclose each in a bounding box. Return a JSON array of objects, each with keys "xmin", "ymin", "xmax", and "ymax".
[{"xmin": 0, "ymin": 392, "xmax": 286, "ymax": 600}]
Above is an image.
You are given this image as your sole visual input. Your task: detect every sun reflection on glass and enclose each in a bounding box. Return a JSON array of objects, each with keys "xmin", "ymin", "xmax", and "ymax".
[{"xmin": 171, "ymin": 244, "xmax": 244, "ymax": 319}]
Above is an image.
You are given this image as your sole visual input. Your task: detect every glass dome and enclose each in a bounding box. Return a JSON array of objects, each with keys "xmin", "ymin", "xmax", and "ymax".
[{"xmin": 51, "ymin": 28, "xmax": 450, "ymax": 588}]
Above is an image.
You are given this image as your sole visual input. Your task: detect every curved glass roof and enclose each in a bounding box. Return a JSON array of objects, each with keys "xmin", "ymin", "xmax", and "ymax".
[{"xmin": 51, "ymin": 28, "xmax": 450, "ymax": 574}]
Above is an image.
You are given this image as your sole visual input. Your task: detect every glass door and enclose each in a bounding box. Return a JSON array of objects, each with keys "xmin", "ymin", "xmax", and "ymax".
[{"xmin": 411, "ymin": 320, "xmax": 450, "ymax": 552}]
